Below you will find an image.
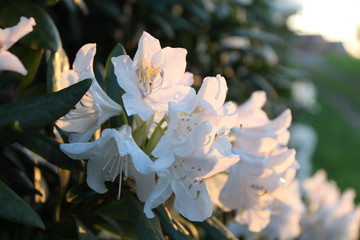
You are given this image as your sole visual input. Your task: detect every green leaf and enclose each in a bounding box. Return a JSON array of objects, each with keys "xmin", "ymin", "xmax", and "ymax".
[
  {"xmin": 0, "ymin": 45, "xmax": 43, "ymax": 90},
  {"xmin": 144, "ymin": 119, "xmax": 166, "ymax": 155},
  {"xmin": 19, "ymin": 134, "xmax": 84, "ymax": 171},
  {"xmin": 0, "ymin": 78, "xmax": 92, "ymax": 146},
  {"xmin": 0, "ymin": 180, "xmax": 45, "ymax": 229},
  {"xmin": 66, "ymin": 182, "xmax": 99, "ymax": 203},
  {"xmin": 0, "ymin": 0, "xmax": 61, "ymax": 51},
  {"xmin": 132, "ymin": 115, "xmax": 154, "ymax": 148},
  {"xmin": 124, "ymin": 190, "xmax": 165, "ymax": 240},
  {"xmin": 43, "ymin": 0, "xmax": 60, "ymax": 6},
  {"xmin": 104, "ymin": 43, "xmax": 126, "ymax": 128},
  {"xmin": 198, "ymin": 216, "xmax": 237, "ymax": 240},
  {"xmin": 46, "ymin": 47, "xmax": 70, "ymax": 93},
  {"xmin": 75, "ymin": 217, "xmax": 97, "ymax": 240},
  {"xmin": 155, "ymin": 205, "xmax": 192, "ymax": 240}
]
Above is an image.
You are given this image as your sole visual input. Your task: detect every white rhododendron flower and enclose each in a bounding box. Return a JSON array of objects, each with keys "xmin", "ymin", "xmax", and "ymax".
[
  {"xmin": 214, "ymin": 91, "xmax": 298, "ymax": 232},
  {"xmin": 60, "ymin": 125, "xmax": 155, "ymax": 201},
  {"xmin": 300, "ymin": 170, "xmax": 360, "ymax": 240},
  {"xmin": 0, "ymin": 16, "xmax": 35, "ymax": 75},
  {"xmin": 112, "ymin": 31, "xmax": 196, "ymax": 121},
  {"xmin": 144, "ymin": 75, "xmax": 239, "ymax": 221},
  {"xmin": 261, "ymin": 180, "xmax": 304, "ymax": 240},
  {"xmin": 56, "ymin": 44, "xmax": 122, "ymax": 143}
]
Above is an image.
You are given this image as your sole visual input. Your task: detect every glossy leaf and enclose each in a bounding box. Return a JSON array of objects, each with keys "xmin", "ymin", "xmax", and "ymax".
[
  {"xmin": 198, "ymin": 216, "xmax": 238, "ymax": 240},
  {"xmin": 124, "ymin": 190, "xmax": 165, "ymax": 240},
  {"xmin": 20, "ymin": 134, "xmax": 84, "ymax": 171},
  {"xmin": 132, "ymin": 115, "xmax": 154, "ymax": 148},
  {"xmin": 0, "ymin": 180, "xmax": 45, "ymax": 229},
  {"xmin": 104, "ymin": 43, "xmax": 126, "ymax": 128},
  {"xmin": 75, "ymin": 217, "xmax": 97, "ymax": 240},
  {"xmin": 0, "ymin": 78, "xmax": 92, "ymax": 146},
  {"xmin": 66, "ymin": 182, "xmax": 99, "ymax": 203},
  {"xmin": 0, "ymin": 0, "xmax": 61, "ymax": 51},
  {"xmin": 155, "ymin": 205, "xmax": 192, "ymax": 240},
  {"xmin": 0, "ymin": 45, "xmax": 43, "ymax": 91},
  {"xmin": 46, "ymin": 47, "xmax": 70, "ymax": 93}
]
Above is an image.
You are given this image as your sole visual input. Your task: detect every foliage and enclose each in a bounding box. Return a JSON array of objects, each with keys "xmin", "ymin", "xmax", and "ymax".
[{"xmin": 0, "ymin": 0, "xmax": 312, "ymax": 239}]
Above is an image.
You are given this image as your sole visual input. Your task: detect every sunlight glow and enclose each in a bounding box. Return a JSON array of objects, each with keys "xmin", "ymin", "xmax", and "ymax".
[{"xmin": 288, "ymin": 0, "xmax": 360, "ymax": 57}]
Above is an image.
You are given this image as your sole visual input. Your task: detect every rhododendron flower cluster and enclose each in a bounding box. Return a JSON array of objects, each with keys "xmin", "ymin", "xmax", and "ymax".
[{"xmin": 48, "ymin": 30, "xmax": 360, "ymax": 238}]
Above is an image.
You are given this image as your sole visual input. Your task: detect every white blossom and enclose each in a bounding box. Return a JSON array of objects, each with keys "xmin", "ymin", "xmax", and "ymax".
[
  {"xmin": 144, "ymin": 75, "xmax": 239, "ymax": 221},
  {"xmin": 60, "ymin": 125, "xmax": 155, "ymax": 201},
  {"xmin": 112, "ymin": 31, "xmax": 195, "ymax": 121},
  {"xmin": 0, "ymin": 17, "xmax": 35, "ymax": 75},
  {"xmin": 56, "ymin": 44, "xmax": 122, "ymax": 143}
]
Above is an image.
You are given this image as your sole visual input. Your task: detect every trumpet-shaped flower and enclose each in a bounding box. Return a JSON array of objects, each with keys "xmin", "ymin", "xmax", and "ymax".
[
  {"xmin": 60, "ymin": 125, "xmax": 155, "ymax": 201},
  {"xmin": 300, "ymin": 170, "xmax": 360, "ymax": 240},
  {"xmin": 0, "ymin": 16, "xmax": 35, "ymax": 75},
  {"xmin": 213, "ymin": 91, "xmax": 298, "ymax": 232},
  {"xmin": 112, "ymin": 31, "xmax": 196, "ymax": 121},
  {"xmin": 144, "ymin": 75, "xmax": 239, "ymax": 221},
  {"xmin": 260, "ymin": 180, "xmax": 304, "ymax": 240},
  {"xmin": 223, "ymin": 180, "xmax": 304, "ymax": 240},
  {"xmin": 56, "ymin": 44, "xmax": 122, "ymax": 143}
]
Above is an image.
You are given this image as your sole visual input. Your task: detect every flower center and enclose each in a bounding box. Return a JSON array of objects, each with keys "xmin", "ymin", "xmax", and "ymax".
[
  {"xmin": 136, "ymin": 61, "xmax": 164, "ymax": 96},
  {"xmin": 101, "ymin": 140, "xmax": 131, "ymax": 200}
]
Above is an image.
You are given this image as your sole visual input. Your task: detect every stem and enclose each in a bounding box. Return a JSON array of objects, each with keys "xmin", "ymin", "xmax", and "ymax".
[{"xmin": 121, "ymin": 109, "xmax": 129, "ymax": 125}]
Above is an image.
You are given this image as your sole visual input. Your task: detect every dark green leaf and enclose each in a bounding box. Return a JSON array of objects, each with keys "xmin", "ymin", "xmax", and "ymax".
[
  {"xmin": 104, "ymin": 43, "xmax": 126, "ymax": 128},
  {"xmin": 66, "ymin": 182, "xmax": 99, "ymax": 203},
  {"xmin": 132, "ymin": 115, "xmax": 154, "ymax": 148},
  {"xmin": 0, "ymin": 45, "xmax": 43, "ymax": 90},
  {"xmin": 155, "ymin": 205, "xmax": 192, "ymax": 240},
  {"xmin": 198, "ymin": 216, "xmax": 237, "ymax": 240},
  {"xmin": 104, "ymin": 43, "xmax": 126, "ymax": 104},
  {"xmin": 43, "ymin": 0, "xmax": 60, "ymax": 6},
  {"xmin": 0, "ymin": 0, "xmax": 61, "ymax": 51},
  {"xmin": 75, "ymin": 217, "xmax": 97, "ymax": 240},
  {"xmin": 20, "ymin": 134, "xmax": 84, "ymax": 171},
  {"xmin": 46, "ymin": 47, "xmax": 70, "ymax": 93},
  {"xmin": 144, "ymin": 120, "xmax": 166, "ymax": 155},
  {"xmin": 124, "ymin": 190, "xmax": 165, "ymax": 240},
  {"xmin": 0, "ymin": 180, "xmax": 45, "ymax": 229},
  {"xmin": 0, "ymin": 78, "xmax": 92, "ymax": 146}
]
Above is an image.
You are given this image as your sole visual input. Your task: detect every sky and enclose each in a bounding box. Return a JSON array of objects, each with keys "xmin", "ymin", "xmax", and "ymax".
[{"xmin": 288, "ymin": 0, "xmax": 360, "ymax": 57}]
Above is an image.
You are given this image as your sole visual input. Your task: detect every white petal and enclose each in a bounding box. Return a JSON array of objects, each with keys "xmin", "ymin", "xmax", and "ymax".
[
  {"xmin": 86, "ymin": 158, "xmax": 109, "ymax": 193},
  {"xmin": 172, "ymin": 179, "xmax": 213, "ymax": 221},
  {"xmin": 60, "ymin": 141, "xmax": 100, "ymax": 159},
  {"xmin": 117, "ymin": 125, "xmax": 153, "ymax": 174},
  {"xmin": 146, "ymin": 85, "xmax": 196, "ymax": 113},
  {"xmin": 197, "ymin": 75, "xmax": 228, "ymax": 110},
  {"xmin": 0, "ymin": 17, "xmax": 36, "ymax": 51},
  {"xmin": 220, "ymin": 164, "xmax": 247, "ymax": 209},
  {"xmin": 58, "ymin": 70, "xmax": 80, "ymax": 89},
  {"xmin": 91, "ymin": 80, "xmax": 122, "ymax": 121},
  {"xmin": 122, "ymin": 92, "xmax": 153, "ymax": 120},
  {"xmin": 112, "ymin": 55, "xmax": 141, "ymax": 96},
  {"xmin": 134, "ymin": 32, "xmax": 161, "ymax": 64},
  {"xmin": 144, "ymin": 174, "xmax": 173, "ymax": 218},
  {"xmin": 206, "ymin": 174, "xmax": 231, "ymax": 211},
  {"xmin": 235, "ymin": 208, "xmax": 271, "ymax": 232},
  {"xmin": 128, "ymin": 166, "xmax": 156, "ymax": 202},
  {"xmin": 151, "ymin": 47, "xmax": 187, "ymax": 87},
  {"xmin": 0, "ymin": 51, "xmax": 27, "ymax": 75},
  {"xmin": 73, "ymin": 43, "xmax": 96, "ymax": 79},
  {"xmin": 178, "ymin": 72, "xmax": 194, "ymax": 87}
]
